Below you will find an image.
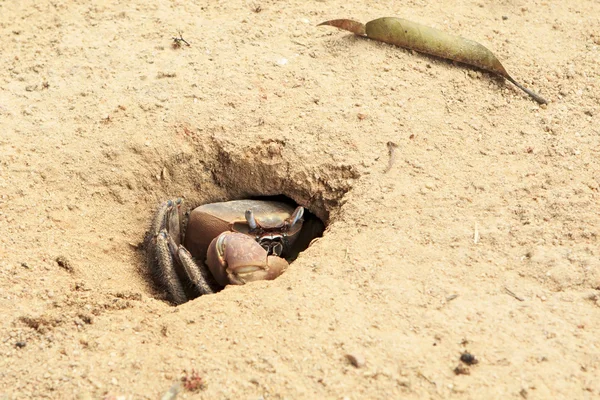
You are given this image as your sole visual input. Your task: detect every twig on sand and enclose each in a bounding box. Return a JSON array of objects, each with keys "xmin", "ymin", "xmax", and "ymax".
[
  {"xmin": 504, "ymin": 287, "xmax": 525, "ymax": 301},
  {"xmin": 446, "ymin": 294, "xmax": 459, "ymax": 302},
  {"xmin": 172, "ymin": 31, "xmax": 190, "ymax": 48}
]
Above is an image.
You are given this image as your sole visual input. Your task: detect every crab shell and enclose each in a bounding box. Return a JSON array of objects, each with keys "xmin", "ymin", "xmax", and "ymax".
[{"xmin": 184, "ymin": 200, "xmax": 304, "ymax": 286}]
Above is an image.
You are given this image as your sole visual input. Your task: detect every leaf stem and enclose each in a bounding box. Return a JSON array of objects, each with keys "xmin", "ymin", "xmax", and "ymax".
[{"xmin": 505, "ymin": 75, "xmax": 548, "ymax": 105}]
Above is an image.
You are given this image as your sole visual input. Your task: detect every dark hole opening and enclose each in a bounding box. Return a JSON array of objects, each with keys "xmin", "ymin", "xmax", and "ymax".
[{"xmin": 147, "ymin": 195, "xmax": 325, "ymax": 304}]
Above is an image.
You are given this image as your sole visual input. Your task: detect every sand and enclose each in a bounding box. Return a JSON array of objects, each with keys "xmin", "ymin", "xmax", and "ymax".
[{"xmin": 1, "ymin": 1, "xmax": 599, "ymax": 399}]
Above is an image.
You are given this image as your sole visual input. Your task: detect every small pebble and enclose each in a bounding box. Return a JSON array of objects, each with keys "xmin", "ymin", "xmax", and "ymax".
[
  {"xmin": 460, "ymin": 352, "xmax": 478, "ymax": 365},
  {"xmin": 55, "ymin": 256, "xmax": 74, "ymax": 273},
  {"xmin": 345, "ymin": 353, "xmax": 365, "ymax": 368},
  {"xmin": 454, "ymin": 364, "xmax": 470, "ymax": 375}
]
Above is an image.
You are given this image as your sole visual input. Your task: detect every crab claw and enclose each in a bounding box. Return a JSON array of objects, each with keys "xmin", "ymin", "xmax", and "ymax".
[{"xmin": 206, "ymin": 231, "xmax": 289, "ymax": 287}]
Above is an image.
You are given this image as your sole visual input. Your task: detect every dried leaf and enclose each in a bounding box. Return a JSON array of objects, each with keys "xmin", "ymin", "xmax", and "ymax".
[
  {"xmin": 319, "ymin": 17, "xmax": 547, "ymax": 104},
  {"xmin": 318, "ymin": 19, "xmax": 366, "ymax": 36}
]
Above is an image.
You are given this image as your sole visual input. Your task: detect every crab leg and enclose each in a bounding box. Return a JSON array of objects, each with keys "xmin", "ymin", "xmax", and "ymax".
[
  {"xmin": 154, "ymin": 231, "xmax": 188, "ymax": 304},
  {"xmin": 147, "ymin": 199, "xmax": 190, "ymax": 304},
  {"xmin": 149, "ymin": 199, "xmax": 182, "ymax": 240},
  {"xmin": 148, "ymin": 199, "xmax": 216, "ymax": 303},
  {"xmin": 176, "ymin": 246, "xmax": 215, "ymax": 296}
]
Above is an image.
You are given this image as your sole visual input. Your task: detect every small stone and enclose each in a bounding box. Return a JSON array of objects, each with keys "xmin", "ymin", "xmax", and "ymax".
[
  {"xmin": 460, "ymin": 352, "xmax": 478, "ymax": 365},
  {"xmin": 157, "ymin": 71, "xmax": 177, "ymax": 78},
  {"xmin": 15, "ymin": 341, "xmax": 27, "ymax": 348},
  {"xmin": 161, "ymin": 167, "xmax": 170, "ymax": 181},
  {"xmin": 345, "ymin": 353, "xmax": 365, "ymax": 368},
  {"xmin": 454, "ymin": 364, "xmax": 470, "ymax": 375},
  {"xmin": 55, "ymin": 256, "xmax": 74, "ymax": 273}
]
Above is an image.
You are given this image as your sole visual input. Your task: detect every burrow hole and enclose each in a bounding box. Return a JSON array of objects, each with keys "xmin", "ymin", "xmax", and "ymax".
[{"xmin": 146, "ymin": 136, "xmax": 359, "ymax": 304}]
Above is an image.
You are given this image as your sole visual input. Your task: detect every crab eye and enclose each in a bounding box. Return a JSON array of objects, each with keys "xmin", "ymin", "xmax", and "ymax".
[
  {"xmin": 245, "ymin": 209, "xmax": 258, "ymax": 230},
  {"xmin": 289, "ymin": 206, "xmax": 304, "ymax": 229}
]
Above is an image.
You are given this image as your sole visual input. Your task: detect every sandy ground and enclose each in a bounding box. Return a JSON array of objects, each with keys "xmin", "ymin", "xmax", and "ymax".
[{"xmin": 1, "ymin": 0, "xmax": 599, "ymax": 399}]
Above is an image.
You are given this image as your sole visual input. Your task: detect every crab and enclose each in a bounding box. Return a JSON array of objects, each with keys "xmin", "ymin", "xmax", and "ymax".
[{"xmin": 146, "ymin": 198, "xmax": 307, "ymax": 304}]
